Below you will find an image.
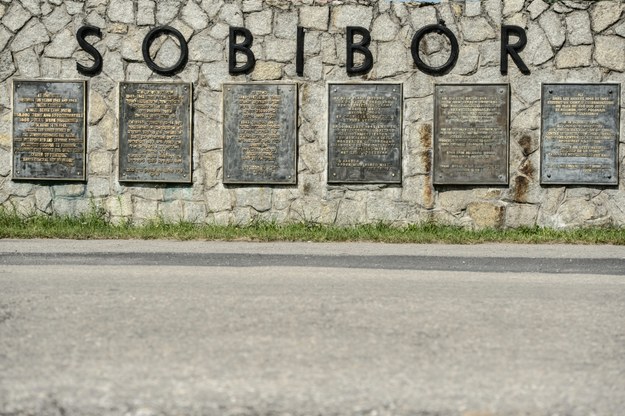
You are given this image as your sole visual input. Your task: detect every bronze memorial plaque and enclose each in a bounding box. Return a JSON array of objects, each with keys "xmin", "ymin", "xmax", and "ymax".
[
  {"xmin": 434, "ymin": 84, "xmax": 509, "ymax": 185},
  {"xmin": 119, "ymin": 82, "xmax": 192, "ymax": 183},
  {"xmin": 223, "ymin": 83, "xmax": 297, "ymax": 184},
  {"xmin": 328, "ymin": 83, "xmax": 402, "ymax": 184},
  {"xmin": 12, "ymin": 80, "xmax": 86, "ymax": 181},
  {"xmin": 541, "ymin": 83, "xmax": 620, "ymax": 185}
]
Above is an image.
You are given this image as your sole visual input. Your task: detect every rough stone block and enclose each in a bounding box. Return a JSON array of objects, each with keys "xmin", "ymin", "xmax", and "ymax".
[
  {"xmin": 137, "ymin": 0, "xmax": 155, "ymax": 25},
  {"xmin": 11, "ymin": 20, "xmax": 49, "ymax": 52},
  {"xmin": 219, "ymin": 3, "xmax": 243, "ymax": 26},
  {"xmin": 274, "ymin": 12, "xmax": 297, "ymax": 39},
  {"xmin": 189, "ymin": 32, "xmax": 224, "ymax": 62},
  {"xmin": 566, "ymin": 11, "xmax": 592, "ymax": 46},
  {"xmin": 594, "ymin": 36, "xmax": 625, "ymax": 72},
  {"xmin": 590, "ymin": 1, "xmax": 623, "ymax": 33},
  {"xmin": 245, "ymin": 9, "xmax": 272, "ymax": 36},
  {"xmin": 467, "ymin": 202, "xmax": 505, "ymax": 229},
  {"xmin": 14, "ymin": 48, "xmax": 40, "ymax": 77},
  {"xmin": 505, "ymin": 204, "xmax": 539, "ymax": 228},
  {"xmin": 250, "ymin": 61, "xmax": 282, "ymax": 80},
  {"xmin": 87, "ymin": 177, "xmax": 110, "ymax": 198},
  {"xmin": 2, "ymin": 2, "xmax": 30, "ymax": 32},
  {"xmin": 133, "ymin": 198, "xmax": 159, "ymax": 220},
  {"xmin": 527, "ymin": 0, "xmax": 549, "ymax": 20},
  {"xmin": 555, "ymin": 46, "xmax": 592, "ymax": 69},
  {"xmin": 184, "ymin": 201, "xmax": 206, "ymax": 223},
  {"xmin": 462, "ymin": 16, "xmax": 496, "ymax": 42},
  {"xmin": 524, "ymin": 22, "xmax": 554, "ymax": 66},
  {"xmin": 107, "ymin": 0, "xmax": 134, "ymax": 24},
  {"xmin": 371, "ymin": 13, "xmax": 399, "ymax": 42},
  {"xmin": 465, "ymin": 0, "xmax": 481, "ymax": 17},
  {"xmin": 156, "ymin": 0, "xmax": 181, "ymax": 24},
  {"xmin": 44, "ymin": 29, "xmax": 75, "ymax": 58},
  {"xmin": 331, "ymin": 5, "xmax": 372, "ymax": 32},
  {"xmin": 539, "ymin": 10, "xmax": 565, "ymax": 49},
  {"xmin": 300, "ymin": 6, "xmax": 329, "ymax": 31},
  {"xmin": 181, "ymin": 2, "xmax": 208, "ymax": 30},
  {"xmin": 503, "ymin": 0, "xmax": 525, "ymax": 17}
]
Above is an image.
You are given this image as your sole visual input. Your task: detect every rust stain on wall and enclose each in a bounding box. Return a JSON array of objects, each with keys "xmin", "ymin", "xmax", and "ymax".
[
  {"xmin": 513, "ymin": 176, "xmax": 529, "ymax": 203},
  {"xmin": 518, "ymin": 135, "xmax": 532, "ymax": 156},
  {"xmin": 519, "ymin": 159, "xmax": 535, "ymax": 179}
]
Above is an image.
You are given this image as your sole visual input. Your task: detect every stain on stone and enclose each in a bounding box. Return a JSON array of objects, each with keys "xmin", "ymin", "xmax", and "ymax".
[
  {"xmin": 419, "ymin": 124, "xmax": 432, "ymax": 149},
  {"xmin": 303, "ymin": 182, "xmax": 312, "ymax": 195},
  {"xmin": 0, "ymin": 305, "xmax": 12, "ymax": 325},
  {"xmin": 467, "ymin": 201, "xmax": 505, "ymax": 229},
  {"xmin": 423, "ymin": 177, "xmax": 434, "ymax": 208},
  {"xmin": 518, "ymin": 135, "xmax": 532, "ymax": 156},
  {"xmin": 514, "ymin": 176, "xmax": 529, "ymax": 203},
  {"xmin": 519, "ymin": 159, "xmax": 535, "ymax": 179},
  {"xmin": 421, "ymin": 150, "xmax": 432, "ymax": 173}
]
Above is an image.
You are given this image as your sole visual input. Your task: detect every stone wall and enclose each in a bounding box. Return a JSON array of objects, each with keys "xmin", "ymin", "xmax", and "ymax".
[{"xmin": 0, "ymin": 0, "xmax": 623, "ymax": 229}]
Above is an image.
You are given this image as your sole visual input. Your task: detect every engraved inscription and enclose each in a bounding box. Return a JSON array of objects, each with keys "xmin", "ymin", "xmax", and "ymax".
[
  {"xmin": 223, "ymin": 83, "xmax": 297, "ymax": 184},
  {"xmin": 119, "ymin": 82, "xmax": 191, "ymax": 183},
  {"xmin": 434, "ymin": 84, "xmax": 509, "ymax": 185},
  {"xmin": 328, "ymin": 84, "xmax": 402, "ymax": 183},
  {"xmin": 13, "ymin": 81, "xmax": 85, "ymax": 180},
  {"xmin": 541, "ymin": 84, "xmax": 619, "ymax": 185}
]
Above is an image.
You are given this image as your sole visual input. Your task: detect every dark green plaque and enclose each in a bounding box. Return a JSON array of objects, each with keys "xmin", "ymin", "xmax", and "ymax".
[
  {"xmin": 541, "ymin": 83, "xmax": 620, "ymax": 185},
  {"xmin": 119, "ymin": 82, "xmax": 192, "ymax": 183},
  {"xmin": 12, "ymin": 80, "xmax": 86, "ymax": 181},
  {"xmin": 328, "ymin": 83, "xmax": 402, "ymax": 184},
  {"xmin": 223, "ymin": 83, "xmax": 298, "ymax": 185},
  {"xmin": 434, "ymin": 84, "xmax": 509, "ymax": 185}
]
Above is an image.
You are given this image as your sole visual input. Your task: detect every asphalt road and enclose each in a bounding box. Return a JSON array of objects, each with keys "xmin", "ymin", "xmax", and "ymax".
[{"xmin": 1, "ymin": 240, "xmax": 624, "ymax": 416}]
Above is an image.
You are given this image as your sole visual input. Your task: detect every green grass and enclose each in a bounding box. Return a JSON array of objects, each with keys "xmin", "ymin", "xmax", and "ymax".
[{"xmin": 1, "ymin": 207, "xmax": 625, "ymax": 244}]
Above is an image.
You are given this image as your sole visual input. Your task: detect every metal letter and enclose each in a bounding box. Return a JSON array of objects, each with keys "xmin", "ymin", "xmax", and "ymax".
[
  {"xmin": 229, "ymin": 27, "xmax": 256, "ymax": 75},
  {"xmin": 501, "ymin": 25, "xmax": 530, "ymax": 75},
  {"xmin": 346, "ymin": 26, "xmax": 373, "ymax": 75},
  {"xmin": 411, "ymin": 22, "xmax": 459, "ymax": 76},
  {"xmin": 142, "ymin": 26, "xmax": 188, "ymax": 76},
  {"xmin": 76, "ymin": 25, "xmax": 103, "ymax": 76}
]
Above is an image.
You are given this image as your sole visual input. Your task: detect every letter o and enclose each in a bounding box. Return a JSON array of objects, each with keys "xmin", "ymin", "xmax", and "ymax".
[
  {"xmin": 142, "ymin": 26, "xmax": 188, "ymax": 76},
  {"xmin": 411, "ymin": 24, "xmax": 459, "ymax": 76}
]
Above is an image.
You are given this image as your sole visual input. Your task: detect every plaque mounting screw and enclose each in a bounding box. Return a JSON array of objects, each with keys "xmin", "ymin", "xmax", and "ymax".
[
  {"xmin": 499, "ymin": 89, "xmax": 504, "ymax": 94},
  {"xmin": 548, "ymin": 90, "xmax": 553, "ymax": 94},
  {"xmin": 333, "ymin": 89, "xmax": 337, "ymax": 93},
  {"xmin": 608, "ymin": 90, "xmax": 613, "ymax": 95},
  {"xmin": 547, "ymin": 173, "xmax": 552, "ymax": 178},
  {"xmin": 333, "ymin": 173, "xmax": 336, "ymax": 176}
]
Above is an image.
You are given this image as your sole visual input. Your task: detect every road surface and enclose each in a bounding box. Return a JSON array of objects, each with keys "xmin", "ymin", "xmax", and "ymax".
[{"xmin": 1, "ymin": 240, "xmax": 624, "ymax": 416}]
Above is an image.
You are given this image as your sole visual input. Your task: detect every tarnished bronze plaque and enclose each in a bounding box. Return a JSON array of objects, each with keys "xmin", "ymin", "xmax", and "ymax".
[
  {"xmin": 119, "ymin": 82, "xmax": 192, "ymax": 183},
  {"xmin": 328, "ymin": 83, "xmax": 402, "ymax": 184},
  {"xmin": 541, "ymin": 84, "xmax": 620, "ymax": 185},
  {"xmin": 434, "ymin": 84, "xmax": 509, "ymax": 185},
  {"xmin": 12, "ymin": 80, "xmax": 86, "ymax": 181},
  {"xmin": 223, "ymin": 83, "xmax": 297, "ymax": 184}
]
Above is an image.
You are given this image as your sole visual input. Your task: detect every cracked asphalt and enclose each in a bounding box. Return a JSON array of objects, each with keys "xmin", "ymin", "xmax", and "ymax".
[{"xmin": 1, "ymin": 240, "xmax": 624, "ymax": 416}]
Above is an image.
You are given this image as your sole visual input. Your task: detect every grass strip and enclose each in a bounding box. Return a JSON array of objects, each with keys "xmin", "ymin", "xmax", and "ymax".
[{"xmin": 1, "ymin": 208, "xmax": 625, "ymax": 244}]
